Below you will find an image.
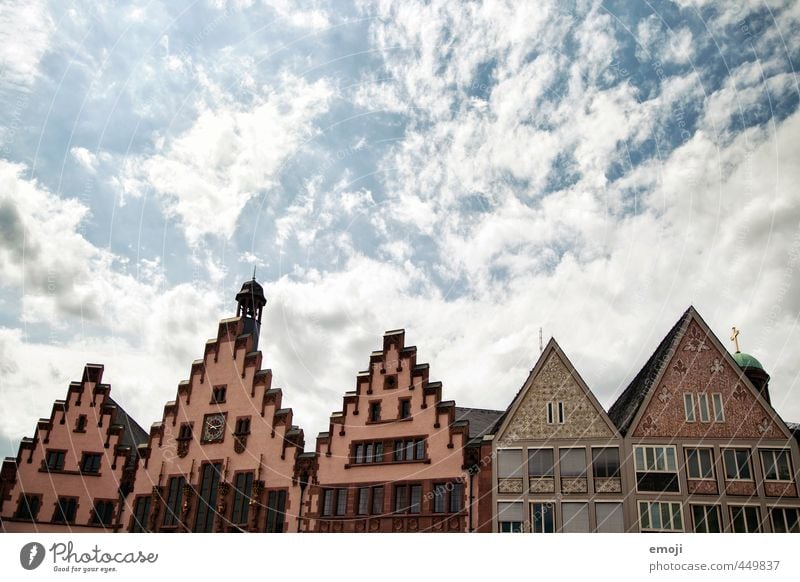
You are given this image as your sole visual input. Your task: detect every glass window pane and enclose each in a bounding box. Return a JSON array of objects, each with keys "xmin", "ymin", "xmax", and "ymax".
[
  {"xmin": 666, "ymin": 447, "xmax": 676, "ymax": 472},
  {"xmin": 713, "ymin": 393, "xmax": 724, "ymax": 421},
  {"xmin": 684, "ymin": 394, "xmax": 695, "ymax": 421},
  {"xmin": 671, "ymin": 504, "xmax": 682, "ymax": 530},
  {"xmin": 635, "ymin": 447, "xmax": 645, "ymax": 471},
  {"xmin": 736, "ymin": 450, "xmax": 751, "ymax": 479},
  {"xmin": 639, "ymin": 503, "xmax": 650, "ymax": 530}
]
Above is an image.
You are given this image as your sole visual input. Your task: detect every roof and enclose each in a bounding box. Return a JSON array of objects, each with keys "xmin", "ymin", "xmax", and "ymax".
[
  {"xmin": 454, "ymin": 407, "xmax": 504, "ymax": 439},
  {"xmin": 607, "ymin": 307, "xmax": 692, "ymax": 435},
  {"xmin": 732, "ymin": 351, "xmax": 765, "ymax": 371},
  {"xmin": 108, "ymin": 397, "xmax": 149, "ymax": 449}
]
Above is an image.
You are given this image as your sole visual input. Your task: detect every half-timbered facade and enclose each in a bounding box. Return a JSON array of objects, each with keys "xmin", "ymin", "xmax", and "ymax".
[
  {"xmin": 0, "ymin": 364, "xmax": 147, "ymax": 532},
  {"xmin": 125, "ymin": 279, "xmax": 307, "ymax": 532},
  {"xmin": 609, "ymin": 306, "xmax": 800, "ymax": 533},
  {"xmin": 491, "ymin": 339, "xmax": 626, "ymax": 533},
  {"xmin": 304, "ymin": 329, "xmax": 502, "ymax": 532}
]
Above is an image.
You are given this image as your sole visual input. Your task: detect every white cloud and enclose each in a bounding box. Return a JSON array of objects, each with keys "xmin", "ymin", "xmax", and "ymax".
[
  {"xmin": 122, "ymin": 74, "xmax": 333, "ymax": 245},
  {"xmin": 0, "ymin": 0, "xmax": 54, "ymax": 89}
]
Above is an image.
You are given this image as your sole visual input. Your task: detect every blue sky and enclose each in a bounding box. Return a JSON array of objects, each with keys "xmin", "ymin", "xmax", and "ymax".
[{"xmin": 1, "ymin": 0, "xmax": 799, "ymax": 459}]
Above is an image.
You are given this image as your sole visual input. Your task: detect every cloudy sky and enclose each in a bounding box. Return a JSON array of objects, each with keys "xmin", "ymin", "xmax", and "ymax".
[{"xmin": 1, "ymin": 0, "xmax": 799, "ymax": 459}]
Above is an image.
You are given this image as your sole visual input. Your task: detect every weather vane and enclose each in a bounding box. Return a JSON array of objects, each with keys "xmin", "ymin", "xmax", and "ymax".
[{"xmin": 730, "ymin": 326, "xmax": 740, "ymax": 353}]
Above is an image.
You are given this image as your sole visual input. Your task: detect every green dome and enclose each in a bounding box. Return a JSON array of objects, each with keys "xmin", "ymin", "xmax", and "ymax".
[{"xmin": 733, "ymin": 351, "xmax": 764, "ymax": 370}]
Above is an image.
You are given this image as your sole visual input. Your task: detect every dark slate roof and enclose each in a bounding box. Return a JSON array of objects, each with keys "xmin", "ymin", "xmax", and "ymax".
[
  {"xmin": 454, "ymin": 407, "xmax": 504, "ymax": 439},
  {"xmin": 608, "ymin": 307, "xmax": 692, "ymax": 435},
  {"xmin": 108, "ymin": 397, "xmax": 149, "ymax": 449},
  {"xmin": 787, "ymin": 422, "xmax": 800, "ymax": 442}
]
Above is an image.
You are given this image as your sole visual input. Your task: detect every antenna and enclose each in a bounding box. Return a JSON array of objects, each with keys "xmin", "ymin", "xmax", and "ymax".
[
  {"xmin": 252, "ymin": 265, "xmax": 257, "ymax": 280},
  {"xmin": 539, "ymin": 327, "xmax": 543, "ymax": 353}
]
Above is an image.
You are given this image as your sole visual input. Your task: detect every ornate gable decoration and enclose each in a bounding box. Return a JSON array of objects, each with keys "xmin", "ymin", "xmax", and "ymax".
[
  {"xmin": 499, "ymin": 342, "xmax": 615, "ymax": 443},
  {"xmin": 631, "ymin": 317, "xmax": 785, "ymax": 439}
]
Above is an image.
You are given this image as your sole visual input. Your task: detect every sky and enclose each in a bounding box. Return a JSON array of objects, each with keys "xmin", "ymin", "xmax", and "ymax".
[{"xmin": 0, "ymin": 0, "xmax": 799, "ymax": 460}]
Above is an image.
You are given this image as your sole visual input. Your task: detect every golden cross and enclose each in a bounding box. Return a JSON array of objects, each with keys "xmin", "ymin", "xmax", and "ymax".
[{"xmin": 730, "ymin": 327, "xmax": 740, "ymax": 352}]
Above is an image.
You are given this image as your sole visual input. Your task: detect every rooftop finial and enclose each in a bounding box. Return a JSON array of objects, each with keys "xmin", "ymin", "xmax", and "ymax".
[
  {"xmin": 252, "ymin": 265, "xmax": 257, "ymax": 281},
  {"xmin": 730, "ymin": 326, "xmax": 740, "ymax": 353}
]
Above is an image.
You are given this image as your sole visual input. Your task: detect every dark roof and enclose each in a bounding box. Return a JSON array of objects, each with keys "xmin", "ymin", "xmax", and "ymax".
[
  {"xmin": 454, "ymin": 407, "xmax": 504, "ymax": 439},
  {"xmin": 108, "ymin": 397, "xmax": 149, "ymax": 449},
  {"xmin": 608, "ymin": 307, "xmax": 692, "ymax": 435},
  {"xmin": 787, "ymin": 422, "xmax": 800, "ymax": 442}
]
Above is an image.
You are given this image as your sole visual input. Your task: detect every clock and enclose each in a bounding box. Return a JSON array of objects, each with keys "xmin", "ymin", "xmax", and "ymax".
[{"xmin": 203, "ymin": 413, "xmax": 225, "ymax": 443}]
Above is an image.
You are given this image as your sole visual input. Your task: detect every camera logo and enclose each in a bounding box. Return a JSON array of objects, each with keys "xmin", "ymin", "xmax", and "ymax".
[{"xmin": 20, "ymin": 542, "xmax": 46, "ymax": 570}]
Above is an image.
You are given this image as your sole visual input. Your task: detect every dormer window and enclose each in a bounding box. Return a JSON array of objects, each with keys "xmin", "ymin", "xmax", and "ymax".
[{"xmin": 211, "ymin": 386, "xmax": 227, "ymax": 404}]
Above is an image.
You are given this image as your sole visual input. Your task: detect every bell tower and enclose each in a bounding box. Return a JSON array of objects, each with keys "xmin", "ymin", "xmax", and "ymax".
[{"xmin": 235, "ymin": 277, "xmax": 267, "ymax": 348}]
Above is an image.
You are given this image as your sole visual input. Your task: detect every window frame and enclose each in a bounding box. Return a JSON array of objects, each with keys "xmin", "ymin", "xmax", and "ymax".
[
  {"xmin": 52, "ymin": 496, "xmax": 79, "ymax": 524},
  {"xmin": 162, "ymin": 475, "xmax": 185, "ymax": 527},
  {"xmin": 80, "ymin": 452, "xmax": 103, "ymax": 474},
  {"xmin": 211, "ymin": 385, "xmax": 227, "ymax": 404},
  {"xmin": 638, "ymin": 501, "xmax": 684, "ymax": 532},
  {"xmin": 634, "ymin": 445, "xmax": 678, "ymax": 473},
  {"xmin": 722, "ymin": 448, "xmax": 753, "ymax": 481},
  {"xmin": 559, "ymin": 447, "xmax": 588, "ymax": 479},
  {"xmin": 591, "ymin": 447, "xmax": 620, "ymax": 479},
  {"xmin": 531, "ymin": 501, "xmax": 556, "ymax": 533},
  {"xmin": 770, "ymin": 506, "xmax": 800, "ymax": 533},
  {"xmin": 712, "ymin": 393, "xmax": 725, "ymax": 422},
  {"xmin": 528, "ymin": 447, "xmax": 555, "ymax": 478},
  {"xmin": 14, "ymin": 493, "xmax": 42, "ymax": 521},
  {"xmin": 684, "ymin": 447, "xmax": 715, "ymax": 480},
  {"xmin": 690, "ymin": 504, "xmax": 722, "ymax": 533},
  {"xmin": 760, "ymin": 449, "xmax": 793, "ymax": 482},
  {"xmin": 683, "ymin": 393, "xmax": 695, "ymax": 422},
  {"xmin": 399, "ymin": 398, "xmax": 411, "ymax": 419},
  {"xmin": 368, "ymin": 401, "xmax": 381, "ymax": 422},
  {"xmin": 729, "ymin": 505, "xmax": 762, "ymax": 533},
  {"xmin": 698, "ymin": 393, "xmax": 710, "ymax": 423},
  {"xmin": 45, "ymin": 449, "xmax": 67, "ymax": 472},
  {"xmin": 130, "ymin": 495, "xmax": 151, "ymax": 533},
  {"xmin": 91, "ymin": 499, "xmax": 116, "ymax": 527}
]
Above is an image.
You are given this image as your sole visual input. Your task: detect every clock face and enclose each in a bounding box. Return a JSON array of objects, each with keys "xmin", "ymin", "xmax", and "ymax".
[{"xmin": 203, "ymin": 414, "xmax": 225, "ymax": 443}]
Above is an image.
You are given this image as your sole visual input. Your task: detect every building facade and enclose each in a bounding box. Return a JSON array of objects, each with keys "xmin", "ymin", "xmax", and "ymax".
[
  {"xmin": 609, "ymin": 307, "xmax": 800, "ymax": 533},
  {"xmin": 124, "ymin": 280, "xmax": 307, "ymax": 532},
  {"xmin": 490, "ymin": 339, "xmax": 627, "ymax": 533},
  {"xmin": 0, "ymin": 364, "xmax": 147, "ymax": 532},
  {"xmin": 303, "ymin": 329, "xmax": 502, "ymax": 532}
]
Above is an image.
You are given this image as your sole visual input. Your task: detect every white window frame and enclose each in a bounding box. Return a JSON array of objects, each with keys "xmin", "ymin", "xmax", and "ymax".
[
  {"xmin": 684, "ymin": 447, "xmax": 715, "ymax": 480},
  {"xmin": 723, "ymin": 448, "xmax": 753, "ymax": 481},
  {"xmin": 638, "ymin": 501, "xmax": 684, "ymax": 532},
  {"xmin": 634, "ymin": 445, "xmax": 678, "ymax": 473},
  {"xmin": 698, "ymin": 393, "xmax": 710, "ymax": 423},
  {"xmin": 530, "ymin": 501, "xmax": 556, "ymax": 533},
  {"xmin": 760, "ymin": 449, "xmax": 793, "ymax": 482},
  {"xmin": 769, "ymin": 506, "xmax": 800, "ymax": 533},
  {"xmin": 690, "ymin": 503, "xmax": 722, "ymax": 533},
  {"xmin": 683, "ymin": 393, "xmax": 695, "ymax": 422},
  {"xmin": 712, "ymin": 393, "xmax": 725, "ymax": 422},
  {"xmin": 729, "ymin": 505, "xmax": 762, "ymax": 533}
]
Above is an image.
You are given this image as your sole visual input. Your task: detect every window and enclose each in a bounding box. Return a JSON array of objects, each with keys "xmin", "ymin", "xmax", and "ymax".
[
  {"xmin": 546, "ymin": 401, "xmax": 565, "ymax": 425},
  {"xmin": 394, "ymin": 485, "xmax": 408, "ymax": 513},
  {"xmin": 211, "ymin": 385, "xmax": 226, "ymax": 403},
  {"xmin": 761, "ymin": 449, "xmax": 792, "ymax": 481},
  {"xmin": 712, "ymin": 393, "xmax": 725, "ymax": 422},
  {"xmin": 371, "ymin": 486, "xmax": 384, "ymax": 515},
  {"xmin": 639, "ymin": 501, "xmax": 683, "ymax": 532},
  {"xmin": 561, "ymin": 502, "xmax": 590, "ymax": 533},
  {"xmin": 265, "ymin": 490, "xmax": 287, "ymax": 533},
  {"xmin": 684, "ymin": 393, "xmax": 695, "ymax": 422},
  {"xmin": 692, "ymin": 505, "xmax": 722, "ymax": 533},
  {"xmin": 433, "ymin": 482, "xmax": 463, "ymax": 513},
  {"xmin": 353, "ymin": 441, "xmax": 384, "ymax": 464},
  {"xmin": 449, "ymin": 482, "xmax": 464, "ymax": 513},
  {"xmin": 592, "ymin": 448, "xmax": 620, "ymax": 478},
  {"xmin": 433, "ymin": 483, "xmax": 447, "ymax": 513},
  {"xmin": 91, "ymin": 500, "xmax": 115, "ymax": 526},
  {"xmin": 393, "ymin": 439, "xmax": 424, "ymax": 461},
  {"xmin": 498, "ymin": 449, "xmax": 523, "ymax": 478},
  {"xmin": 634, "ymin": 445, "xmax": 679, "ymax": 492},
  {"xmin": 595, "ymin": 502, "xmax": 624, "ymax": 533},
  {"xmin": 14, "ymin": 494, "xmax": 41, "ymax": 521},
  {"xmin": 45, "ymin": 450, "xmax": 66, "ymax": 471},
  {"xmin": 193, "ymin": 463, "xmax": 222, "ymax": 532},
  {"xmin": 770, "ymin": 507, "xmax": 800, "ymax": 533},
  {"xmin": 234, "ymin": 417, "xmax": 251, "ymax": 435},
  {"xmin": 531, "ymin": 502, "xmax": 555, "ymax": 533},
  {"xmin": 498, "ymin": 502, "xmax": 523, "ymax": 533},
  {"xmin": 335, "ymin": 488, "xmax": 348, "ymax": 516},
  {"xmin": 369, "ymin": 402, "xmax": 381, "ymax": 422},
  {"xmin": 178, "ymin": 423, "xmax": 193, "ymax": 440},
  {"xmin": 685, "ymin": 448, "xmax": 714, "ymax": 480},
  {"xmin": 81, "ymin": 453, "xmax": 102, "ymax": 474},
  {"xmin": 131, "ymin": 496, "xmax": 151, "ymax": 532},
  {"xmin": 730, "ymin": 506, "xmax": 761, "ymax": 533},
  {"xmin": 384, "ymin": 375, "xmax": 397, "ymax": 389},
  {"xmin": 163, "ymin": 476, "xmax": 185, "ymax": 527},
  {"xmin": 723, "ymin": 449, "xmax": 752, "ymax": 480},
  {"xmin": 559, "ymin": 448, "xmax": 587, "ymax": 478},
  {"xmin": 400, "ymin": 399, "xmax": 411, "ymax": 419},
  {"xmin": 231, "ymin": 472, "xmax": 254, "ymax": 526},
  {"xmin": 322, "ymin": 489, "xmax": 334, "ymax": 516},
  {"xmin": 357, "ymin": 487, "xmax": 370, "ymax": 515},
  {"xmin": 528, "ymin": 449, "xmax": 555, "ymax": 477},
  {"xmin": 52, "ymin": 497, "xmax": 78, "ymax": 524},
  {"xmin": 409, "ymin": 485, "xmax": 422, "ymax": 514},
  {"xmin": 74, "ymin": 414, "xmax": 87, "ymax": 432},
  {"xmin": 698, "ymin": 393, "xmax": 710, "ymax": 423}
]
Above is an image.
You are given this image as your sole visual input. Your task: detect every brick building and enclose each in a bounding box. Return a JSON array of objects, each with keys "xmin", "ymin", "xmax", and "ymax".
[{"xmin": 0, "ymin": 365, "xmax": 147, "ymax": 532}]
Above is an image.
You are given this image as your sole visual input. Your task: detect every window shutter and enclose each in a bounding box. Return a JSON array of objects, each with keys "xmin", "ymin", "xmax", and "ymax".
[
  {"xmin": 498, "ymin": 450, "xmax": 523, "ymax": 478},
  {"xmin": 595, "ymin": 502, "xmax": 624, "ymax": 533},
  {"xmin": 561, "ymin": 502, "xmax": 590, "ymax": 533}
]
